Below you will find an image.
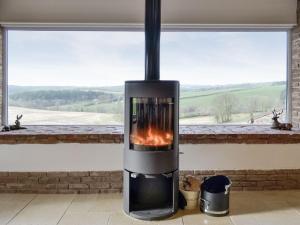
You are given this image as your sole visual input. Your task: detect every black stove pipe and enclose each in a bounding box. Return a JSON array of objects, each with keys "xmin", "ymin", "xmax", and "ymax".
[{"xmin": 145, "ymin": 0, "xmax": 161, "ymax": 81}]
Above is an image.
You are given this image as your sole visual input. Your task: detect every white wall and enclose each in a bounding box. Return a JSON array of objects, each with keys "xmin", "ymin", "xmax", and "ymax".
[
  {"xmin": 0, "ymin": 0, "xmax": 297, "ymax": 25},
  {"xmin": 0, "ymin": 144, "xmax": 299, "ymax": 171}
]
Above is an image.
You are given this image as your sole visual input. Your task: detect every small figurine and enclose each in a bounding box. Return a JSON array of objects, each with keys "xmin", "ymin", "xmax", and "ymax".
[
  {"xmin": 271, "ymin": 109, "xmax": 292, "ymax": 131},
  {"xmin": 1, "ymin": 115, "xmax": 27, "ymax": 132}
]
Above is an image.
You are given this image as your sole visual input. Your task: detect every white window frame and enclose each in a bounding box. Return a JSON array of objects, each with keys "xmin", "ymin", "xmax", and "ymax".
[{"xmin": 1, "ymin": 24, "xmax": 293, "ymax": 126}]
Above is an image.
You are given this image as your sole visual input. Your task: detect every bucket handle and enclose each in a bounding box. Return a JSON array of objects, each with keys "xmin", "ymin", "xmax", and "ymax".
[
  {"xmin": 200, "ymin": 198, "xmax": 210, "ymax": 206},
  {"xmin": 225, "ymin": 178, "xmax": 232, "ymax": 195}
]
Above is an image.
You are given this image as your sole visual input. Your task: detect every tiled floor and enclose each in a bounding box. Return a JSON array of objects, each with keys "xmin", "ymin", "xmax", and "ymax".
[{"xmin": 0, "ymin": 191, "xmax": 300, "ymax": 225}]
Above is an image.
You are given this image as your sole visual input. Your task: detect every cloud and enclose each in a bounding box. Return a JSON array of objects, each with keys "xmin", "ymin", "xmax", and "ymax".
[{"xmin": 8, "ymin": 30, "xmax": 287, "ymax": 86}]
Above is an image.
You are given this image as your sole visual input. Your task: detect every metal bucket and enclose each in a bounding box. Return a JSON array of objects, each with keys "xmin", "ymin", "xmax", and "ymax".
[{"xmin": 200, "ymin": 175, "xmax": 232, "ymax": 216}]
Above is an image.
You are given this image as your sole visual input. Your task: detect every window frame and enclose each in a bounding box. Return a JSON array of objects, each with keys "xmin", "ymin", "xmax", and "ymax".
[{"xmin": 1, "ymin": 25, "xmax": 293, "ymax": 126}]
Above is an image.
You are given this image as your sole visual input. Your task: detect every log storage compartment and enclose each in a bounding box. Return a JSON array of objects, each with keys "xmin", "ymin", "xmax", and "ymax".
[{"xmin": 130, "ymin": 174, "xmax": 173, "ymax": 211}]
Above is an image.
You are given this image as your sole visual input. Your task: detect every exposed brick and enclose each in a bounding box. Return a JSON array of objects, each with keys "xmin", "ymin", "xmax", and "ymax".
[
  {"xmin": 59, "ymin": 177, "xmax": 81, "ymax": 184},
  {"xmin": 257, "ymin": 181, "xmax": 277, "ymax": 187},
  {"xmin": 110, "ymin": 175, "xmax": 123, "ymax": 182},
  {"xmin": 243, "ymin": 187, "xmax": 264, "ymax": 191},
  {"xmin": 89, "ymin": 171, "xmax": 110, "ymax": 177},
  {"xmin": 227, "ymin": 175, "xmax": 247, "ymax": 181},
  {"xmin": 18, "ymin": 177, "xmax": 38, "ymax": 184},
  {"xmin": 240, "ymin": 181, "xmax": 257, "ymax": 187},
  {"xmin": 263, "ymin": 186, "xmax": 284, "ymax": 191},
  {"xmin": 81, "ymin": 176, "xmax": 109, "ymax": 183},
  {"xmin": 276, "ymin": 180, "xmax": 298, "ymax": 189},
  {"xmin": 89, "ymin": 183, "xmax": 110, "ymax": 189},
  {"xmin": 28, "ymin": 172, "xmax": 45, "ymax": 177},
  {"xmin": 246, "ymin": 175, "xmax": 269, "ymax": 181},
  {"xmin": 0, "ymin": 28, "xmax": 2, "ymax": 122},
  {"xmin": 0, "ymin": 172, "xmax": 8, "ymax": 177},
  {"xmin": 9, "ymin": 172, "xmax": 29, "ymax": 177},
  {"xmin": 68, "ymin": 172, "xmax": 89, "ymax": 177},
  {"xmin": 109, "ymin": 171, "xmax": 122, "ymax": 176},
  {"xmin": 56, "ymin": 189, "xmax": 78, "ymax": 194},
  {"xmin": 246, "ymin": 170, "xmax": 276, "ymax": 175},
  {"xmin": 100, "ymin": 189, "xmax": 122, "ymax": 193},
  {"xmin": 45, "ymin": 184, "xmax": 58, "ymax": 189},
  {"xmin": 288, "ymin": 174, "xmax": 300, "ymax": 181},
  {"xmin": 30, "ymin": 184, "xmax": 57, "ymax": 190},
  {"xmin": 293, "ymin": 13, "xmax": 300, "ymax": 128},
  {"xmin": 79, "ymin": 189, "xmax": 100, "ymax": 194},
  {"xmin": 0, "ymin": 177, "xmax": 18, "ymax": 183},
  {"xmin": 57, "ymin": 184, "xmax": 69, "ymax": 189},
  {"xmin": 267, "ymin": 174, "xmax": 287, "ymax": 181},
  {"xmin": 39, "ymin": 177, "xmax": 59, "ymax": 184},
  {"xmin": 194, "ymin": 170, "xmax": 215, "ymax": 175},
  {"xmin": 110, "ymin": 182, "xmax": 122, "ymax": 189},
  {"xmin": 231, "ymin": 187, "xmax": 243, "ymax": 191},
  {"xmin": 69, "ymin": 183, "xmax": 89, "ymax": 189},
  {"xmin": 46, "ymin": 172, "xmax": 68, "ymax": 177},
  {"xmin": 6, "ymin": 183, "xmax": 26, "ymax": 189}
]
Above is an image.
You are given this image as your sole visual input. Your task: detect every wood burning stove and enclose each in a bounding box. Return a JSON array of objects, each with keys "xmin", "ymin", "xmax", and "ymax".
[
  {"xmin": 123, "ymin": 81, "xmax": 179, "ymax": 220},
  {"xmin": 123, "ymin": 0, "xmax": 179, "ymax": 220}
]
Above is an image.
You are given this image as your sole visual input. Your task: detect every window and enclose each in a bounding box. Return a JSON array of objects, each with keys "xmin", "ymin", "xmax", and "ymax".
[
  {"xmin": 7, "ymin": 30, "xmax": 144, "ymax": 125},
  {"xmin": 6, "ymin": 30, "xmax": 287, "ymax": 125},
  {"xmin": 161, "ymin": 32, "xmax": 288, "ymax": 125}
]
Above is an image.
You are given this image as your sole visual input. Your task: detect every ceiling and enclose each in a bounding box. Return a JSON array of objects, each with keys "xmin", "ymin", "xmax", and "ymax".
[{"xmin": 0, "ymin": 0, "xmax": 297, "ymax": 26}]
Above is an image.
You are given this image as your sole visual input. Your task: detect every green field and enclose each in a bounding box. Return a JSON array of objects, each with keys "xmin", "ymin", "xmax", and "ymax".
[{"xmin": 8, "ymin": 82, "xmax": 286, "ymax": 125}]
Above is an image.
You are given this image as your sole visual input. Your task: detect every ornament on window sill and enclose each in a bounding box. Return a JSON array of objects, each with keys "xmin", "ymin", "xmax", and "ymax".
[
  {"xmin": 1, "ymin": 114, "xmax": 27, "ymax": 132},
  {"xmin": 271, "ymin": 109, "xmax": 292, "ymax": 131}
]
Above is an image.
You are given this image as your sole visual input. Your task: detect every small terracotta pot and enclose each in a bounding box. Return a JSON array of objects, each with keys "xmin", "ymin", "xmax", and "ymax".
[{"xmin": 180, "ymin": 189, "xmax": 200, "ymax": 210}]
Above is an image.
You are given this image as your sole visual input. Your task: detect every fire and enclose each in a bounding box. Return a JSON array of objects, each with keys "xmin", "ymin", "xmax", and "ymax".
[{"xmin": 131, "ymin": 126, "xmax": 173, "ymax": 147}]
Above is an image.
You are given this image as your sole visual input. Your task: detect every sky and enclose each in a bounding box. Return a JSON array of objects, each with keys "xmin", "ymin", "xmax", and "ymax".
[{"xmin": 8, "ymin": 30, "xmax": 287, "ymax": 87}]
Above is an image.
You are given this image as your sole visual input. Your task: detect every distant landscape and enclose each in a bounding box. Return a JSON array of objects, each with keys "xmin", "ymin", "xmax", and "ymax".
[{"xmin": 8, "ymin": 81, "xmax": 286, "ymax": 125}]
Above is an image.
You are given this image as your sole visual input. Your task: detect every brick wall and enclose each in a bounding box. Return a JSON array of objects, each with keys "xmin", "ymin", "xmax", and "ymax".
[
  {"xmin": 0, "ymin": 27, "xmax": 3, "ymax": 124},
  {"xmin": 0, "ymin": 171, "xmax": 123, "ymax": 194},
  {"xmin": 0, "ymin": 170, "xmax": 299, "ymax": 194},
  {"xmin": 181, "ymin": 170, "xmax": 300, "ymax": 191},
  {"xmin": 292, "ymin": 1, "xmax": 300, "ymax": 128}
]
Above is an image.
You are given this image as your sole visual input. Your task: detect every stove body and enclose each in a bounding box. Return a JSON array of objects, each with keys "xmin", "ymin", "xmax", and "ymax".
[{"xmin": 123, "ymin": 80, "xmax": 179, "ymax": 220}]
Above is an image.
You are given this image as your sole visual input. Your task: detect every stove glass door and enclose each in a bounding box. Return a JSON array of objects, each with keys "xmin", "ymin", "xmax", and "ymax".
[{"xmin": 130, "ymin": 97, "xmax": 174, "ymax": 151}]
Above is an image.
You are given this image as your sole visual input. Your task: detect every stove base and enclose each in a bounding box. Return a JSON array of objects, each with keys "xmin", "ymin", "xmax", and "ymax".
[{"xmin": 129, "ymin": 208, "xmax": 176, "ymax": 220}]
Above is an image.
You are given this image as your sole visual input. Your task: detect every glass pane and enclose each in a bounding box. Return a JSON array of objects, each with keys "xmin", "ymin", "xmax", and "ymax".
[
  {"xmin": 8, "ymin": 31, "xmax": 287, "ymax": 125},
  {"xmin": 130, "ymin": 98, "xmax": 174, "ymax": 151},
  {"xmin": 8, "ymin": 30, "xmax": 144, "ymax": 125},
  {"xmin": 161, "ymin": 32, "xmax": 287, "ymax": 125}
]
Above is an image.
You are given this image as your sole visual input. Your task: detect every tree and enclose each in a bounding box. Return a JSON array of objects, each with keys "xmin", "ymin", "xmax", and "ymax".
[
  {"xmin": 248, "ymin": 96, "xmax": 259, "ymax": 113},
  {"xmin": 213, "ymin": 93, "xmax": 236, "ymax": 123},
  {"xmin": 280, "ymin": 90, "xmax": 286, "ymax": 107}
]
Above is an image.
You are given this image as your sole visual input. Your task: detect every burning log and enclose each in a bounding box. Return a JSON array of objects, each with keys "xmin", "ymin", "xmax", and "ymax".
[{"xmin": 130, "ymin": 126, "xmax": 173, "ymax": 147}]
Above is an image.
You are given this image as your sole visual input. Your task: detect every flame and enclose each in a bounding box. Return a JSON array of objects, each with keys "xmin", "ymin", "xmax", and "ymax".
[{"xmin": 130, "ymin": 126, "xmax": 173, "ymax": 147}]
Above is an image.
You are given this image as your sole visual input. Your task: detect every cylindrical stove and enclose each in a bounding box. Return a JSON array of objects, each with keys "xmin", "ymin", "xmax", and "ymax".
[
  {"xmin": 123, "ymin": 0, "xmax": 179, "ymax": 220},
  {"xmin": 123, "ymin": 80, "xmax": 179, "ymax": 220}
]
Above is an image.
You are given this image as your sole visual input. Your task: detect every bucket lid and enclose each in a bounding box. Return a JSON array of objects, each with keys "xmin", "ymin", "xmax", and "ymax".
[{"xmin": 201, "ymin": 175, "xmax": 231, "ymax": 194}]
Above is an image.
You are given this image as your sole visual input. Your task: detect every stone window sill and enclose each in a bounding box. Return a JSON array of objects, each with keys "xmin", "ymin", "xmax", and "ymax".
[{"xmin": 0, "ymin": 125, "xmax": 300, "ymax": 144}]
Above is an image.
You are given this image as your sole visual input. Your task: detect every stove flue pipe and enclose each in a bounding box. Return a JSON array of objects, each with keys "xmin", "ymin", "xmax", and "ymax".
[{"xmin": 145, "ymin": 0, "xmax": 161, "ymax": 81}]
